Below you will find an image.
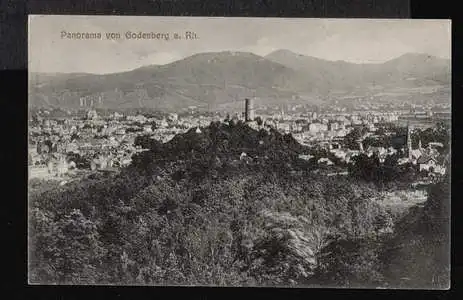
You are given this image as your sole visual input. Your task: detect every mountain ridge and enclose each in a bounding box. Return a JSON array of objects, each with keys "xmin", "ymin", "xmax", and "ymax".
[{"xmin": 29, "ymin": 50, "xmax": 450, "ymax": 111}]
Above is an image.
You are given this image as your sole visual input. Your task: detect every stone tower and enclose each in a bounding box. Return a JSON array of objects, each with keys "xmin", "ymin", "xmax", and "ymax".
[{"xmin": 245, "ymin": 98, "xmax": 254, "ymax": 122}]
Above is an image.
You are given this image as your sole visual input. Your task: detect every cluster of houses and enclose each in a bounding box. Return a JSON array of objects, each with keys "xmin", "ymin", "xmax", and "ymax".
[
  {"xmin": 28, "ymin": 103, "xmax": 449, "ymax": 182},
  {"xmin": 295, "ymin": 136, "xmax": 448, "ymax": 178},
  {"xmin": 401, "ymin": 141, "xmax": 447, "ymax": 175},
  {"xmin": 28, "ymin": 109, "xmax": 229, "ymax": 180}
]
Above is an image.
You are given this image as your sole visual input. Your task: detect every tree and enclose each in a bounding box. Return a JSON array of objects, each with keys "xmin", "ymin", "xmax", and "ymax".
[
  {"xmin": 134, "ymin": 135, "xmax": 163, "ymax": 151},
  {"xmin": 344, "ymin": 127, "xmax": 364, "ymax": 150},
  {"xmin": 379, "ymin": 169, "xmax": 450, "ymax": 289},
  {"xmin": 313, "ymin": 237, "xmax": 384, "ymax": 287},
  {"xmin": 71, "ymin": 133, "xmax": 79, "ymax": 141},
  {"xmin": 29, "ymin": 208, "xmax": 106, "ymax": 284}
]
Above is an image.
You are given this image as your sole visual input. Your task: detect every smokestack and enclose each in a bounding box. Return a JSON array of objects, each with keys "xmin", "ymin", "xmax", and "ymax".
[{"xmin": 245, "ymin": 98, "xmax": 254, "ymax": 122}]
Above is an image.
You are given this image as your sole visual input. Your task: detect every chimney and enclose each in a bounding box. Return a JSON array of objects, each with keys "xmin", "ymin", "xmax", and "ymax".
[{"xmin": 245, "ymin": 98, "xmax": 254, "ymax": 122}]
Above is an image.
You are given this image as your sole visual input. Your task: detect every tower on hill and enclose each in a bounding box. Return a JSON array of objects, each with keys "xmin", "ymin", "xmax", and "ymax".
[{"xmin": 245, "ymin": 98, "xmax": 255, "ymax": 122}]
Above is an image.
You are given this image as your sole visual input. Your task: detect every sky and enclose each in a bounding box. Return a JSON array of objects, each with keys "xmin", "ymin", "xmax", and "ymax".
[{"xmin": 28, "ymin": 15, "xmax": 451, "ymax": 74}]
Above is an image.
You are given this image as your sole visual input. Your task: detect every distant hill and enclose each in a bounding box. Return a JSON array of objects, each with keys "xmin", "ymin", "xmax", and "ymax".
[
  {"xmin": 265, "ymin": 50, "xmax": 450, "ymax": 92},
  {"xmin": 29, "ymin": 50, "xmax": 451, "ymax": 111}
]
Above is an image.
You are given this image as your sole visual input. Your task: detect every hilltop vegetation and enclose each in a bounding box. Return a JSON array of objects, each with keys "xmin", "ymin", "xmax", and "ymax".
[{"xmin": 29, "ymin": 122, "xmax": 450, "ymax": 287}]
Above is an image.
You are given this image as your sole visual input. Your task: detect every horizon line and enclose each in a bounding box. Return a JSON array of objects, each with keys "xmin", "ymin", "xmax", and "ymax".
[{"xmin": 30, "ymin": 49, "xmax": 450, "ymax": 76}]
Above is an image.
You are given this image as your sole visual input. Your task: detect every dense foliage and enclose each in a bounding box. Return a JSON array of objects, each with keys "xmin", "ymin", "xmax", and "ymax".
[
  {"xmin": 348, "ymin": 153, "xmax": 417, "ymax": 188},
  {"xmin": 411, "ymin": 122, "xmax": 451, "ymax": 153},
  {"xmin": 381, "ymin": 171, "xmax": 450, "ymax": 289},
  {"xmin": 29, "ymin": 122, "xmax": 450, "ymax": 287}
]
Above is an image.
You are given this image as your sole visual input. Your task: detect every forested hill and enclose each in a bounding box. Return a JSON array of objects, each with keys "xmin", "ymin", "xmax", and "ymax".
[
  {"xmin": 136, "ymin": 121, "xmax": 307, "ymax": 159},
  {"xmin": 29, "ymin": 122, "xmax": 450, "ymax": 288}
]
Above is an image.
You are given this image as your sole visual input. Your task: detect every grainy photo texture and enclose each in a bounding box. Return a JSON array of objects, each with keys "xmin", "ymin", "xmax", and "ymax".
[{"xmin": 28, "ymin": 16, "xmax": 451, "ymax": 289}]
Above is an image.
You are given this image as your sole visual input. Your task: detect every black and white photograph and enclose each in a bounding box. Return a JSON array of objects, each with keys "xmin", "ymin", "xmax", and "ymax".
[{"xmin": 28, "ymin": 15, "xmax": 451, "ymax": 289}]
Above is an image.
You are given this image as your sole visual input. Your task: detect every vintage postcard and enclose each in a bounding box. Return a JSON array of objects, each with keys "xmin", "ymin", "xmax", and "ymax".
[{"xmin": 28, "ymin": 15, "xmax": 451, "ymax": 289}]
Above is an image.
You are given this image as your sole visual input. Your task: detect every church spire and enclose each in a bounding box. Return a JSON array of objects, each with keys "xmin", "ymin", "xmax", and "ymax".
[{"xmin": 407, "ymin": 122, "xmax": 412, "ymax": 159}]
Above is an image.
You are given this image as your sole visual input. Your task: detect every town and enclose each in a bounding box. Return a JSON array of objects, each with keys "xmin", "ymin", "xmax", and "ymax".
[{"xmin": 28, "ymin": 96, "xmax": 450, "ymax": 186}]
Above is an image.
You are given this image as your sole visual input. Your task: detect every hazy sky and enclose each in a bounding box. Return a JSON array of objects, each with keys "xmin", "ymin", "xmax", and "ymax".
[{"xmin": 29, "ymin": 15, "xmax": 451, "ymax": 74}]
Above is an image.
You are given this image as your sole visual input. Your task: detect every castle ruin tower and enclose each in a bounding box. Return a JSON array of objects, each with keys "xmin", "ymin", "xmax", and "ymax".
[{"xmin": 245, "ymin": 98, "xmax": 255, "ymax": 122}]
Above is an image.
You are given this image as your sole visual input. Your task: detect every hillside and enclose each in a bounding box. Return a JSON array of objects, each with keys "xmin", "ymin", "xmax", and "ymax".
[
  {"xmin": 380, "ymin": 172, "xmax": 450, "ymax": 289},
  {"xmin": 29, "ymin": 121, "xmax": 449, "ymax": 287},
  {"xmin": 29, "ymin": 50, "xmax": 451, "ymax": 110},
  {"xmin": 265, "ymin": 50, "xmax": 450, "ymax": 92},
  {"xmin": 29, "ymin": 51, "xmax": 299, "ymax": 110},
  {"xmin": 132, "ymin": 121, "xmax": 312, "ymax": 178},
  {"xmin": 28, "ymin": 122, "xmax": 385, "ymax": 286}
]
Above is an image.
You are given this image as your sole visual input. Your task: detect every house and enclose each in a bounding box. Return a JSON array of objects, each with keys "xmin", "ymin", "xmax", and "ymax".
[
  {"xmin": 90, "ymin": 154, "xmax": 113, "ymax": 171},
  {"xmin": 387, "ymin": 147, "xmax": 398, "ymax": 155},
  {"xmin": 264, "ymin": 119, "xmax": 277, "ymax": 128},
  {"xmin": 309, "ymin": 123, "xmax": 328, "ymax": 133},
  {"xmin": 56, "ymin": 159, "xmax": 69, "ymax": 176},
  {"xmin": 345, "ymin": 151, "xmax": 360, "ymax": 164},
  {"xmin": 143, "ymin": 125, "xmax": 153, "ymax": 133},
  {"xmin": 121, "ymin": 158, "xmax": 132, "ymax": 167},
  {"xmin": 410, "ymin": 148, "xmax": 422, "ymax": 161},
  {"xmin": 330, "ymin": 149, "xmax": 347, "ymax": 161},
  {"xmin": 167, "ymin": 113, "xmax": 178, "ymax": 122},
  {"xmin": 298, "ymin": 154, "xmax": 314, "ymax": 161},
  {"xmin": 278, "ymin": 123, "xmax": 291, "ymax": 133},
  {"xmin": 318, "ymin": 157, "xmax": 334, "ymax": 165},
  {"xmin": 336, "ymin": 129, "xmax": 348, "ymax": 137},
  {"xmin": 68, "ymin": 160, "xmax": 77, "ymax": 170},
  {"xmin": 428, "ymin": 142, "xmax": 444, "ymax": 149},
  {"xmin": 247, "ymin": 121, "xmax": 261, "ymax": 131},
  {"xmin": 46, "ymin": 155, "xmax": 69, "ymax": 177},
  {"xmin": 87, "ymin": 110, "xmax": 99, "ymax": 120},
  {"xmin": 432, "ymin": 164, "xmax": 446, "ymax": 175},
  {"xmin": 367, "ymin": 146, "xmax": 387, "ymax": 156},
  {"xmin": 398, "ymin": 157, "xmax": 410, "ymax": 165},
  {"xmin": 417, "ymin": 154, "xmax": 438, "ymax": 172},
  {"xmin": 65, "ymin": 141, "xmax": 79, "ymax": 153},
  {"xmin": 239, "ymin": 152, "xmax": 253, "ymax": 164}
]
